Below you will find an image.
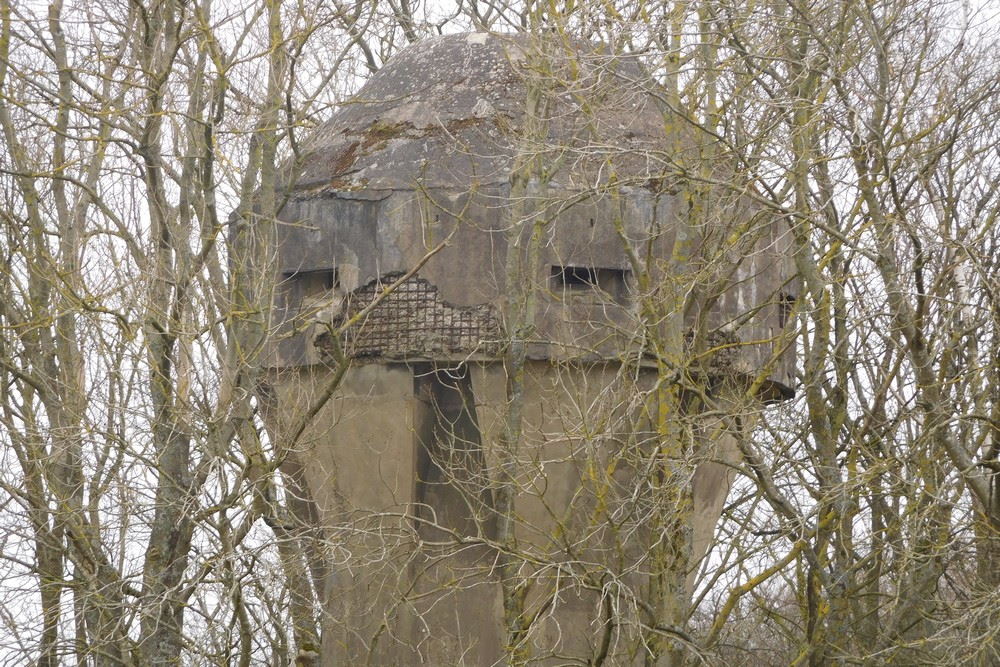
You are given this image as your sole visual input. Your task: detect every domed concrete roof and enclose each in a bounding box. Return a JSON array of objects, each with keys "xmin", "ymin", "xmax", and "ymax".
[{"xmin": 292, "ymin": 32, "xmax": 668, "ymax": 193}]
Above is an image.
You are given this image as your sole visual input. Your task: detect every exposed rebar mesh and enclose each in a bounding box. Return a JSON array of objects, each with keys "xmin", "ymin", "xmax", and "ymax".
[{"xmin": 331, "ymin": 273, "xmax": 504, "ymax": 360}]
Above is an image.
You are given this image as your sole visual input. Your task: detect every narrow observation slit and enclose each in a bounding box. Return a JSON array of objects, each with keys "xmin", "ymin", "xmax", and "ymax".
[
  {"xmin": 550, "ymin": 265, "xmax": 631, "ymax": 302},
  {"xmin": 283, "ymin": 268, "xmax": 340, "ymax": 322},
  {"xmin": 285, "ymin": 267, "xmax": 339, "ymax": 295},
  {"xmin": 552, "ymin": 265, "xmax": 600, "ymax": 288},
  {"xmin": 778, "ymin": 291, "xmax": 796, "ymax": 328}
]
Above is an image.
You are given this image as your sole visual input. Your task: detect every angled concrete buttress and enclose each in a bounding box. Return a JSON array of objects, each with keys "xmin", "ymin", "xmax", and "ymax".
[{"xmin": 262, "ymin": 32, "xmax": 797, "ymax": 665}]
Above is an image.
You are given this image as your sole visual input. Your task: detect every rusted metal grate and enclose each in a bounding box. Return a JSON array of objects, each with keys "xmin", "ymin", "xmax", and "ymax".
[{"xmin": 334, "ymin": 273, "xmax": 504, "ymax": 360}]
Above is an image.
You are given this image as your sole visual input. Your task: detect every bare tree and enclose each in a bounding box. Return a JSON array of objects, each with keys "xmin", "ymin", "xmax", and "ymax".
[
  {"xmin": 0, "ymin": 0, "xmax": 397, "ymax": 662},
  {"xmin": 1, "ymin": 1, "xmax": 998, "ymax": 665}
]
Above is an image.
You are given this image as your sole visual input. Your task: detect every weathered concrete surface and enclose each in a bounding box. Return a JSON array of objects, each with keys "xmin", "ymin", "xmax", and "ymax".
[
  {"xmin": 292, "ymin": 32, "xmax": 665, "ymax": 192},
  {"xmin": 274, "ymin": 184, "xmax": 797, "ymax": 394},
  {"xmin": 263, "ymin": 31, "xmax": 799, "ymax": 665},
  {"xmin": 266, "ymin": 360, "xmax": 753, "ymax": 664}
]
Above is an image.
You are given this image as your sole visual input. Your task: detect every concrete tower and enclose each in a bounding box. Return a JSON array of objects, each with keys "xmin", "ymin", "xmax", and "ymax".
[{"xmin": 265, "ymin": 32, "xmax": 796, "ymax": 665}]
